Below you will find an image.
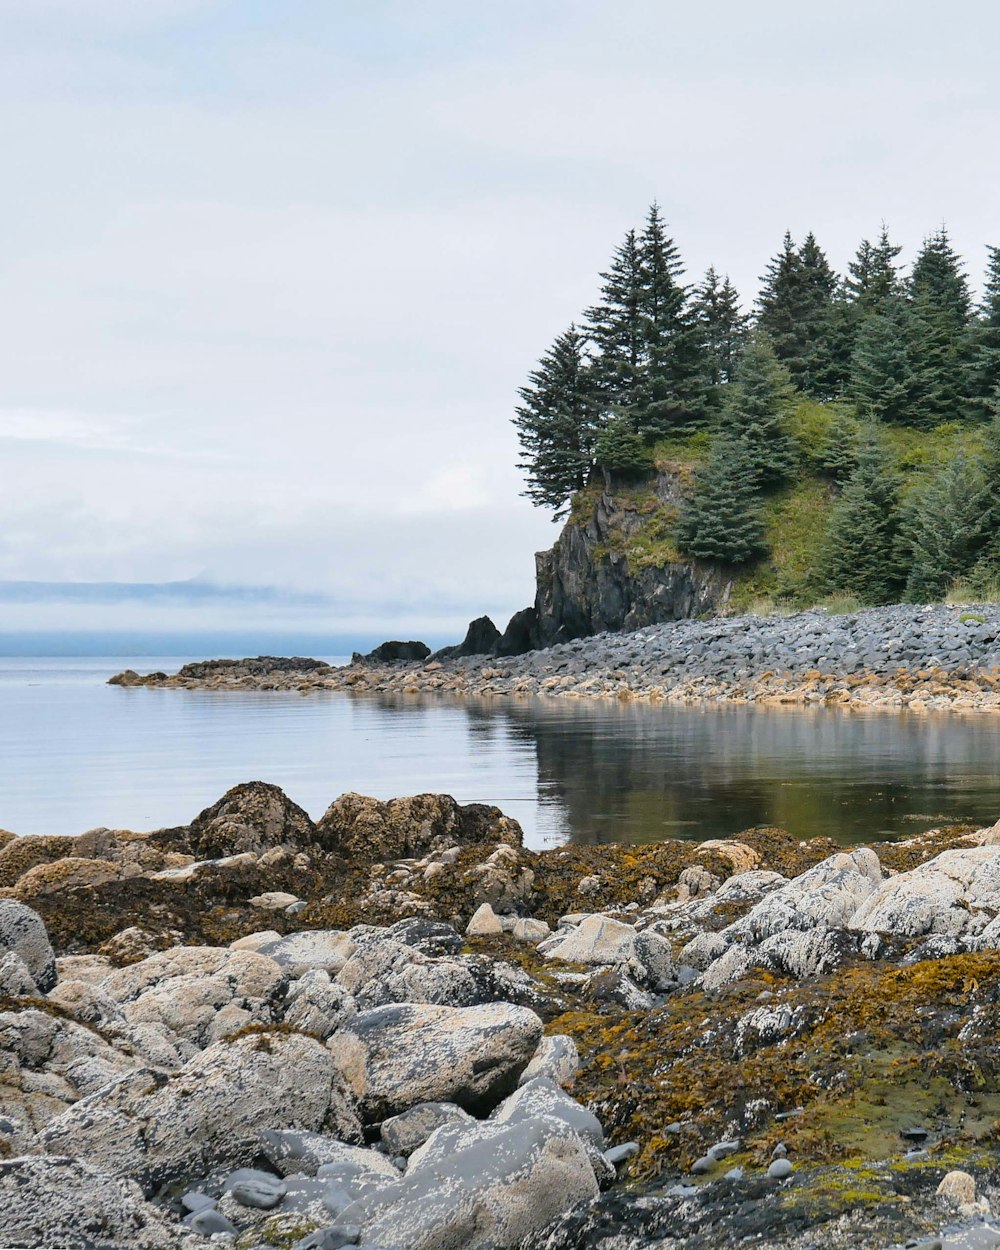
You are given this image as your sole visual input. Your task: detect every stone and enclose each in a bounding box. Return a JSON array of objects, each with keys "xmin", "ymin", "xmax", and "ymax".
[
  {"xmin": 336, "ymin": 938, "xmax": 479, "ymax": 1010},
  {"xmin": 384, "ymin": 916, "xmax": 463, "ymax": 955},
  {"xmin": 0, "ymin": 949, "xmax": 39, "ymax": 996},
  {"xmin": 0, "ymin": 1155, "xmax": 185, "ymax": 1250},
  {"xmin": 937, "ymin": 1169, "xmax": 977, "ymax": 1205},
  {"xmin": 349, "ymin": 1116, "xmax": 599, "ymax": 1250},
  {"xmin": 327, "ymin": 1001, "xmax": 544, "ymax": 1120},
  {"xmin": 224, "ymin": 1168, "xmax": 288, "ymax": 1209},
  {"xmin": 519, "ymin": 1034, "xmax": 579, "ymax": 1087},
  {"xmin": 317, "ymin": 792, "xmax": 522, "ymax": 862},
  {"xmin": 260, "ymin": 1129, "xmax": 399, "ymax": 1180},
  {"xmin": 541, "ymin": 914, "xmax": 673, "ymax": 987},
  {"xmin": 0, "ymin": 898, "xmax": 57, "ymax": 991},
  {"xmin": 40, "ymin": 1030, "xmax": 362, "ymax": 1194},
  {"xmin": 174, "ymin": 780, "xmax": 318, "ymax": 858},
  {"xmin": 250, "ymin": 890, "xmax": 301, "ymax": 910},
  {"xmin": 380, "ymin": 1100, "xmax": 474, "ymax": 1156},
  {"xmin": 852, "ymin": 846, "xmax": 1000, "ymax": 939},
  {"xmin": 490, "ymin": 1078, "xmax": 604, "ymax": 1148},
  {"xmin": 284, "ymin": 969, "xmax": 357, "ymax": 1039},
  {"xmin": 511, "ymin": 917, "xmax": 551, "ymax": 943},
  {"xmin": 604, "ymin": 1141, "xmax": 640, "ymax": 1165},
  {"xmin": 13, "ymin": 855, "xmax": 123, "ymax": 900},
  {"xmin": 768, "ymin": 1158, "xmax": 793, "ymax": 1179},
  {"xmin": 99, "ymin": 926, "xmax": 162, "ymax": 966},
  {"xmin": 256, "ymin": 929, "xmax": 357, "ymax": 975},
  {"xmin": 186, "ymin": 1206, "xmax": 238, "ymax": 1235},
  {"xmin": 466, "ymin": 901, "xmax": 504, "ymax": 936}
]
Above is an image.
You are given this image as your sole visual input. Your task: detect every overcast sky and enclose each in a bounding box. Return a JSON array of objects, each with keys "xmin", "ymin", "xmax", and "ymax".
[{"xmin": 1, "ymin": 0, "xmax": 998, "ymax": 638}]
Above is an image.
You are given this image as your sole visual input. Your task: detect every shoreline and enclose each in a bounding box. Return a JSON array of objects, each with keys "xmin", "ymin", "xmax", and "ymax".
[{"xmin": 111, "ymin": 602, "xmax": 1000, "ymax": 715}]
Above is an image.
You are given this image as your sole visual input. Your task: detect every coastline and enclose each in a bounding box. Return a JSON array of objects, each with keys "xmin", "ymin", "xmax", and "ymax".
[{"xmin": 112, "ymin": 602, "xmax": 1000, "ymax": 715}]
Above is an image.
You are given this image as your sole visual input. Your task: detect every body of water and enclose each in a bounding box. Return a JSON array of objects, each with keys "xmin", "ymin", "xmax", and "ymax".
[{"xmin": 2, "ymin": 657, "xmax": 1000, "ymax": 849}]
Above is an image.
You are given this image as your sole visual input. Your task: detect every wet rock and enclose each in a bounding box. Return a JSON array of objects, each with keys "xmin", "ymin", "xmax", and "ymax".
[
  {"xmin": 327, "ymin": 1001, "xmax": 543, "ymax": 1120},
  {"xmin": 0, "ymin": 899, "xmax": 57, "ymax": 991},
  {"xmin": 40, "ymin": 1030, "xmax": 362, "ymax": 1194},
  {"xmin": 317, "ymin": 792, "xmax": 522, "ymax": 861},
  {"xmin": 0, "ymin": 1155, "xmax": 186, "ymax": 1250}
]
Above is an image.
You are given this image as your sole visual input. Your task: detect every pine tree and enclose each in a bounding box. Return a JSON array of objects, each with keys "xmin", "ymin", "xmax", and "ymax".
[
  {"xmin": 756, "ymin": 231, "xmax": 839, "ymax": 397},
  {"xmin": 849, "ymin": 295, "xmax": 920, "ymax": 423},
  {"xmin": 845, "ymin": 224, "xmax": 904, "ymax": 317},
  {"xmin": 904, "ymin": 453, "xmax": 997, "ymax": 601},
  {"xmin": 968, "ymin": 246, "xmax": 1000, "ymax": 418},
  {"xmin": 693, "ymin": 266, "xmax": 748, "ymax": 387},
  {"xmin": 635, "ymin": 203, "xmax": 709, "ymax": 436},
  {"xmin": 819, "ymin": 431, "xmax": 905, "ymax": 605},
  {"xmin": 513, "ymin": 326, "xmax": 601, "ymax": 515},
  {"xmin": 586, "ymin": 228, "xmax": 644, "ymax": 411},
  {"xmin": 720, "ymin": 333, "xmax": 799, "ymax": 484},
  {"xmin": 907, "ymin": 227, "xmax": 973, "ymax": 424},
  {"xmin": 594, "ymin": 411, "xmax": 651, "ymax": 484},
  {"xmin": 816, "ymin": 406, "xmax": 861, "ymax": 482},
  {"xmin": 675, "ymin": 434, "xmax": 768, "ymax": 565}
]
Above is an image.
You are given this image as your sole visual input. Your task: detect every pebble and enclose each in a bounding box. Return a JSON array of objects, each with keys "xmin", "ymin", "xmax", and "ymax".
[
  {"xmin": 690, "ymin": 1155, "xmax": 714, "ymax": 1175},
  {"xmin": 708, "ymin": 1139, "xmax": 741, "ymax": 1161},
  {"xmin": 185, "ymin": 1207, "xmax": 239, "ymax": 1235},
  {"xmin": 604, "ymin": 1142, "xmax": 640, "ymax": 1166},
  {"xmin": 767, "ymin": 1158, "xmax": 794, "ymax": 1179},
  {"xmin": 180, "ymin": 1190, "xmax": 216, "ymax": 1213},
  {"xmin": 724, "ymin": 1166, "xmax": 745, "ymax": 1181}
]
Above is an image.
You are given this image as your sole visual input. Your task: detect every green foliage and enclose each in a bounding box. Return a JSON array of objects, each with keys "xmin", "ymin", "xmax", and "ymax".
[
  {"xmin": 849, "ymin": 296, "xmax": 918, "ymax": 424},
  {"xmin": 719, "ymin": 333, "xmax": 798, "ymax": 485},
  {"xmin": 513, "ymin": 325, "xmax": 601, "ymax": 514},
  {"xmin": 756, "ymin": 230, "xmax": 841, "ymax": 397},
  {"xmin": 594, "ymin": 412, "xmax": 652, "ymax": 479},
  {"xmin": 676, "ymin": 435, "xmax": 768, "ymax": 566},
  {"xmin": 693, "ymin": 265, "xmax": 748, "ymax": 387},
  {"xmin": 818, "ymin": 434, "xmax": 905, "ymax": 605},
  {"xmin": 903, "ymin": 453, "xmax": 997, "ymax": 601},
  {"xmin": 967, "ymin": 246, "xmax": 1000, "ymax": 419}
]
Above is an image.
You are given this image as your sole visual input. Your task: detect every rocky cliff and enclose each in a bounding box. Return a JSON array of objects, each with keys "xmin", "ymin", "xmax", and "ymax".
[{"xmin": 494, "ymin": 468, "xmax": 731, "ymax": 653}]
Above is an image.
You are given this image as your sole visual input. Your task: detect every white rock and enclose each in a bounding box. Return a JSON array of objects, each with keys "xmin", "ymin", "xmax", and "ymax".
[
  {"xmin": 466, "ymin": 902, "xmax": 504, "ymax": 936},
  {"xmin": 254, "ymin": 929, "xmax": 356, "ymax": 975},
  {"xmin": 852, "ymin": 847, "xmax": 1000, "ymax": 939},
  {"xmin": 249, "ymin": 891, "xmax": 301, "ymax": 910},
  {"xmin": 519, "ymin": 1034, "xmax": 580, "ymax": 1087}
]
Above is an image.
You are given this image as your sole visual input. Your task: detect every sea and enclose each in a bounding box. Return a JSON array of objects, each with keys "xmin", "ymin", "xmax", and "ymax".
[{"xmin": 3, "ymin": 656, "xmax": 1000, "ymax": 850}]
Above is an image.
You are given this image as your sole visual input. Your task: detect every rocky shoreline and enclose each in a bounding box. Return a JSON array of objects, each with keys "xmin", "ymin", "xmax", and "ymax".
[
  {"xmin": 4, "ymin": 783, "xmax": 1000, "ymax": 1247},
  {"xmin": 112, "ymin": 604, "xmax": 1000, "ymax": 714}
]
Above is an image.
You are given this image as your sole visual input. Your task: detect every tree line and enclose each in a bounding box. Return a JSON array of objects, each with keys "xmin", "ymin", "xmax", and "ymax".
[{"xmin": 513, "ymin": 206, "xmax": 1000, "ymax": 604}]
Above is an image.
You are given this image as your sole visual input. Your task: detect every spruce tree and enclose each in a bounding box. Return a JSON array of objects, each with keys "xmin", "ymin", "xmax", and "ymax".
[
  {"xmin": 845, "ymin": 224, "xmax": 904, "ymax": 316},
  {"xmin": 819, "ymin": 431, "xmax": 905, "ymax": 605},
  {"xmin": 513, "ymin": 325, "xmax": 601, "ymax": 514},
  {"xmin": 756, "ymin": 231, "xmax": 839, "ymax": 397},
  {"xmin": 693, "ymin": 266, "xmax": 748, "ymax": 387},
  {"xmin": 586, "ymin": 229, "xmax": 644, "ymax": 411},
  {"xmin": 968, "ymin": 246, "xmax": 1000, "ymax": 418},
  {"xmin": 907, "ymin": 227, "xmax": 973, "ymax": 424},
  {"xmin": 675, "ymin": 434, "xmax": 768, "ymax": 565},
  {"xmin": 904, "ymin": 453, "xmax": 997, "ymax": 601},
  {"xmin": 849, "ymin": 295, "xmax": 919, "ymax": 423},
  {"xmin": 594, "ymin": 411, "xmax": 652, "ymax": 485},
  {"xmin": 816, "ymin": 406, "xmax": 861, "ymax": 482},
  {"xmin": 635, "ymin": 203, "xmax": 708, "ymax": 436},
  {"xmin": 720, "ymin": 333, "xmax": 799, "ymax": 485}
]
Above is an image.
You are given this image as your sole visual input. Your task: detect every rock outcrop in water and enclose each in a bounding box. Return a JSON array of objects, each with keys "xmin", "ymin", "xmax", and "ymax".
[{"xmin": 5, "ymin": 784, "xmax": 1000, "ymax": 1247}]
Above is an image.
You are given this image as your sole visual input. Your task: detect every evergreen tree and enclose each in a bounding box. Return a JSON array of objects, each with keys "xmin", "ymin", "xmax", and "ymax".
[
  {"xmin": 594, "ymin": 411, "xmax": 652, "ymax": 485},
  {"xmin": 819, "ymin": 430, "xmax": 905, "ymax": 605},
  {"xmin": 968, "ymin": 246, "xmax": 1000, "ymax": 418},
  {"xmin": 907, "ymin": 227, "xmax": 973, "ymax": 423},
  {"xmin": 720, "ymin": 333, "xmax": 799, "ymax": 484},
  {"xmin": 675, "ymin": 434, "xmax": 768, "ymax": 565},
  {"xmin": 635, "ymin": 203, "xmax": 709, "ymax": 436},
  {"xmin": 903, "ymin": 453, "xmax": 997, "ymax": 601},
  {"xmin": 816, "ymin": 406, "xmax": 861, "ymax": 482},
  {"xmin": 693, "ymin": 266, "xmax": 748, "ymax": 386},
  {"xmin": 756, "ymin": 231, "xmax": 840, "ymax": 396},
  {"xmin": 585, "ymin": 228, "xmax": 644, "ymax": 411},
  {"xmin": 513, "ymin": 326, "xmax": 601, "ymax": 515},
  {"xmin": 845, "ymin": 224, "xmax": 904, "ymax": 316},
  {"xmin": 849, "ymin": 295, "xmax": 919, "ymax": 423}
]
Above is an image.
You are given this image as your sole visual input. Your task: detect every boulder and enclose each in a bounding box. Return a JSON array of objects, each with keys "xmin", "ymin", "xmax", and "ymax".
[
  {"xmin": 260, "ymin": 1128, "xmax": 399, "ymax": 1179},
  {"xmin": 0, "ymin": 950, "xmax": 38, "ymax": 996},
  {"xmin": 380, "ymin": 1100, "xmax": 474, "ymax": 1156},
  {"xmin": 40, "ymin": 1030, "xmax": 362, "ymax": 1194},
  {"xmin": 316, "ymin": 792, "xmax": 523, "ymax": 861},
  {"xmin": 255, "ymin": 929, "xmax": 356, "ymax": 975},
  {"xmin": 166, "ymin": 781, "xmax": 317, "ymax": 859},
  {"xmin": 519, "ymin": 1034, "xmax": 580, "ymax": 1088},
  {"xmin": 336, "ymin": 938, "xmax": 478, "ymax": 1010},
  {"xmin": 541, "ymin": 915, "xmax": 673, "ymax": 987},
  {"xmin": 283, "ymin": 969, "xmax": 357, "ymax": 1039},
  {"xmin": 327, "ymin": 1001, "xmax": 543, "ymax": 1120},
  {"xmin": 467, "ymin": 902, "xmax": 504, "ymax": 937},
  {"xmin": 14, "ymin": 855, "xmax": 124, "ymax": 900},
  {"xmin": 435, "ymin": 616, "xmax": 502, "ymax": 660},
  {"xmin": 0, "ymin": 1156, "xmax": 187, "ymax": 1250},
  {"xmin": 349, "ymin": 1115, "xmax": 599, "ymax": 1250},
  {"xmin": 851, "ymin": 846, "xmax": 1000, "ymax": 939},
  {"xmin": 495, "ymin": 606, "xmax": 538, "ymax": 657},
  {"xmin": 0, "ymin": 834, "xmax": 76, "ymax": 888},
  {"xmin": 359, "ymin": 640, "xmax": 431, "ymax": 664},
  {"xmin": 0, "ymin": 899, "xmax": 57, "ymax": 991}
]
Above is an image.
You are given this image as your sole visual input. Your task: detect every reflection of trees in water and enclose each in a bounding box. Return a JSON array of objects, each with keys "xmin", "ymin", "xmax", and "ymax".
[{"xmin": 351, "ymin": 692, "xmax": 1000, "ymax": 847}]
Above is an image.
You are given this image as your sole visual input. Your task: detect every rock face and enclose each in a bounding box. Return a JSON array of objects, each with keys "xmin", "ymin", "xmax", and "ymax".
[
  {"xmin": 530, "ymin": 485, "xmax": 731, "ymax": 647},
  {"xmin": 435, "ymin": 615, "xmax": 504, "ymax": 659},
  {"xmin": 328, "ymin": 1001, "xmax": 544, "ymax": 1120},
  {"xmin": 317, "ymin": 792, "xmax": 523, "ymax": 860},
  {"xmin": 358, "ymin": 639, "xmax": 431, "ymax": 663},
  {"xmin": 0, "ymin": 899, "xmax": 57, "ymax": 991}
]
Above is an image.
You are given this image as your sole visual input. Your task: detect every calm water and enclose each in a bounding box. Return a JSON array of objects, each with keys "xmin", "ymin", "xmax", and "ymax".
[{"xmin": 2, "ymin": 657, "xmax": 1000, "ymax": 849}]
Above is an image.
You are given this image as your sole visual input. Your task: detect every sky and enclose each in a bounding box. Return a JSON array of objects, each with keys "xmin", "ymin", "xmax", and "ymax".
[{"xmin": 1, "ymin": 0, "xmax": 999, "ymax": 644}]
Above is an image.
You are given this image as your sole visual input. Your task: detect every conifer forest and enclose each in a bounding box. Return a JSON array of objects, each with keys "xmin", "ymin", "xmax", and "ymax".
[{"xmin": 513, "ymin": 207, "xmax": 1000, "ymax": 608}]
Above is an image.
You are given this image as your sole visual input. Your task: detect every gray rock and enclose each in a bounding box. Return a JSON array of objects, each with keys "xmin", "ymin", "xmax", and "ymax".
[
  {"xmin": 380, "ymin": 1101, "xmax": 473, "ymax": 1156},
  {"xmin": 519, "ymin": 1034, "xmax": 580, "ymax": 1087},
  {"xmin": 256, "ymin": 929, "xmax": 357, "ymax": 975},
  {"xmin": 224, "ymin": 1167, "xmax": 288, "ymax": 1208},
  {"xmin": 186, "ymin": 1206, "xmax": 239, "ymax": 1235},
  {"xmin": 768, "ymin": 1157, "xmax": 793, "ymax": 1179},
  {"xmin": 490, "ymin": 1077, "xmax": 604, "ymax": 1148},
  {"xmin": 0, "ymin": 950, "xmax": 39, "ymax": 997},
  {"xmin": 261, "ymin": 1130, "xmax": 399, "ymax": 1180},
  {"xmin": 0, "ymin": 899, "xmax": 57, "ymax": 991},
  {"xmin": 0, "ymin": 1155, "xmax": 186, "ymax": 1250},
  {"xmin": 604, "ymin": 1141, "xmax": 640, "ymax": 1165},
  {"xmin": 327, "ymin": 1001, "xmax": 543, "ymax": 1120}
]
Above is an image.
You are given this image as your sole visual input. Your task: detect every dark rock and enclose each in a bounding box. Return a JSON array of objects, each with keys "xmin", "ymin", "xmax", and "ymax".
[
  {"xmin": 156, "ymin": 781, "xmax": 317, "ymax": 859},
  {"xmin": 357, "ymin": 640, "xmax": 431, "ymax": 664},
  {"xmin": 434, "ymin": 616, "xmax": 502, "ymax": 660},
  {"xmin": 316, "ymin": 792, "xmax": 522, "ymax": 861},
  {"xmin": 496, "ymin": 606, "xmax": 538, "ymax": 657}
]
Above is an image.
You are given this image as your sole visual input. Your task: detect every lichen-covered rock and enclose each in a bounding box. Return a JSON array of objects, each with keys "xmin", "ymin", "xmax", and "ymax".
[
  {"xmin": 40, "ymin": 1030, "xmax": 362, "ymax": 1193},
  {"xmin": 336, "ymin": 938, "xmax": 478, "ymax": 1009},
  {"xmin": 519, "ymin": 1034, "xmax": 580, "ymax": 1088},
  {"xmin": 851, "ymin": 846, "xmax": 1000, "ymax": 939},
  {"xmin": 0, "ymin": 834, "xmax": 76, "ymax": 888},
  {"xmin": 490, "ymin": 1077, "xmax": 604, "ymax": 1147},
  {"xmin": 0, "ymin": 898, "xmax": 57, "ymax": 991},
  {"xmin": 254, "ymin": 929, "xmax": 356, "ymax": 975},
  {"xmin": 0, "ymin": 1156, "xmax": 187, "ymax": 1250},
  {"xmin": 327, "ymin": 1001, "xmax": 544, "ymax": 1121},
  {"xmin": 99, "ymin": 946, "xmax": 287, "ymax": 1046},
  {"xmin": 467, "ymin": 901, "xmax": 504, "ymax": 936},
  {"xmin": 260, "ymin": 1127, "xmax": 399, "ymax": 1179},
  {"xmin": 380, "ymin": 1100, "xmax": 474, "ymax": 1156},
  {"xmin": 541, "ymin": 915, "xmax": 673, "ymax": 988},
  {"xmin": 14, "ymin": 855, "xmax": 124, "ymax": 900},
  {"xmin": 317, "ymin": 791, "xmax": 522, "ymax": 861},
  {"xmin": 350, "ymin": 1115, "xmax": 599, "ymax": 1250},
  {"xmin": 282, "ymin": 969, "xmax": 356, "ymax": 1039},
  {"xmin": 99, "ymin": 926, "xmax": 164, "ymax": 966},
  {"xmin": 161, "ymin": 781, "xmax": 317, "ymax": 859},
  {"xmin": 0, "ymin": 949, "xmax": 38, "ymax": 996}
]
